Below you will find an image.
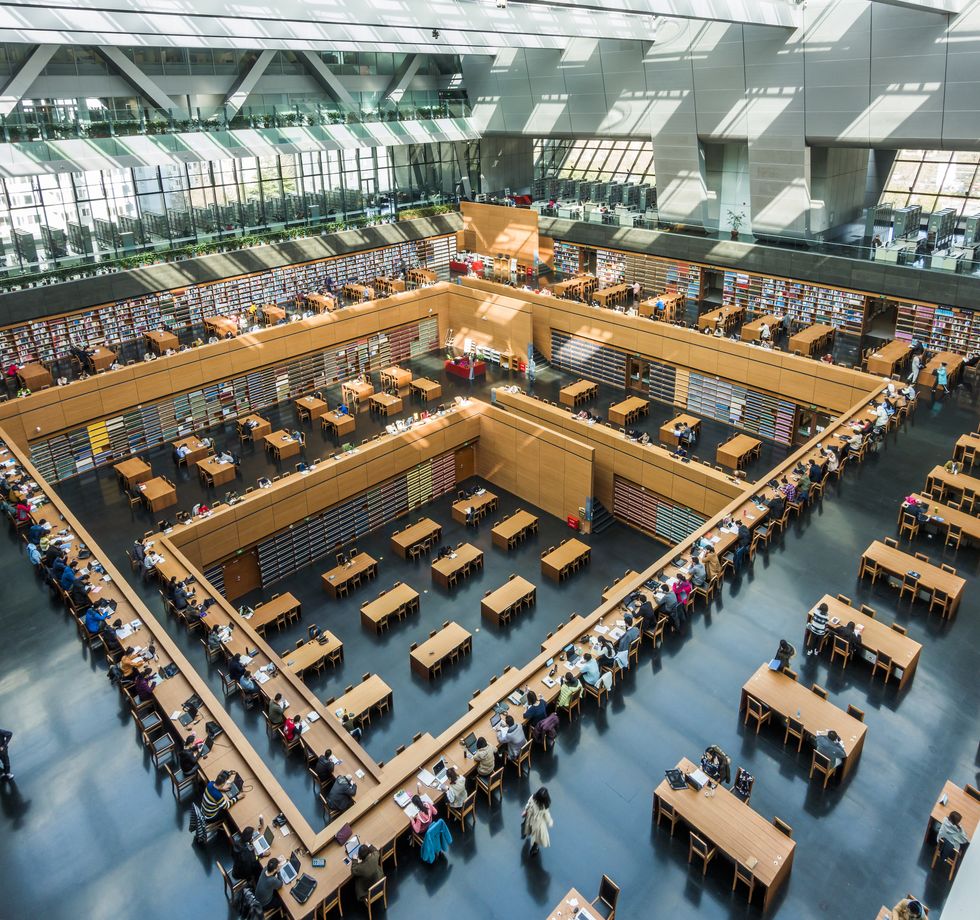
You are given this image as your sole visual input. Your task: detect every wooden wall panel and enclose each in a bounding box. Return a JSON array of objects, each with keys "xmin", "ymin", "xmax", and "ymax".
[{"xmin": 460, "ymin": 202, "xmax": 538, "ymax": 266}]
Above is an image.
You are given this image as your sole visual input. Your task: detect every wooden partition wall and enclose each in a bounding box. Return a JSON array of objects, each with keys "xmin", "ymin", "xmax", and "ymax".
[
  {"xmin": 459, "ymin": 201, "xmax": 539, "ymax": 266},
  {"xmin": 447, "ymin": 284, "xmax": 533, "ymax": 360}
]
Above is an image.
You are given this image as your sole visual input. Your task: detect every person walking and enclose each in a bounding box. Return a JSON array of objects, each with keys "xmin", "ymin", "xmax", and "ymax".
[
  {"xmin": 522, "ymin": 787, "xmax": 554, "ymax": 857},
  {"xmin": 0, "ymin": 727, "xmax": 12, "ymax": 780}
]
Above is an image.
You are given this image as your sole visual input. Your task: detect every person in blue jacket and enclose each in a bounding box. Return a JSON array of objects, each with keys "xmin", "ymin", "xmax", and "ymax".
[{"xmin": 84, "ymin": 604, "xmax": 111, "ymax": 635}]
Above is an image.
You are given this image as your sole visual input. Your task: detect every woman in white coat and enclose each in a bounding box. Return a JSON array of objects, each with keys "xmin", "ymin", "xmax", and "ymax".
[{"xmin": 522, "ymin": 787, "xmax": 554, "ymax": 857}]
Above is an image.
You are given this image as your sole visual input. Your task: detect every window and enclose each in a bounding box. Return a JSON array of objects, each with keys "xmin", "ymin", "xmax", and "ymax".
[
  {"xmin": 881, "ymin": 149, "xmax": 980, "ymax": 220},
  {"xmin": 533, "ymin": 138, "xmax": 656, "ymax": 186}
]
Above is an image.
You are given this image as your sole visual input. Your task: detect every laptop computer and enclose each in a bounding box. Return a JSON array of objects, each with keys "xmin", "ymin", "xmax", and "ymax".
[
  {"xmin": 462, "ymin": 732, "xmax": 478, "ymax": 754},
  {"xmin": 431, "ymin": 758, "xmax": 447, "ymax": 782},
  {"xmin": 490, "ymin": 713, "xmax": 503, "ymax": 728},
  {"xmin": 278, "ymin": 852, "xmax": 302, "ymax": 884},
  {"xmin": 344, "ymin": 835, "xmax": 361, "ymax": 858},
  {"xmin": 252, "ymin": 826, "xmax": 275, "ymax": 855},
  {"xmin": 665, "ymin": 768, "xmax": 688, "ymax": 791}
]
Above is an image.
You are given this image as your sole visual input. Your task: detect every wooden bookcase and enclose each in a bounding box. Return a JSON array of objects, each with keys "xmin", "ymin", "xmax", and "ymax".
[
  {"xmin": 895, "ymin": 301, "xmax": 980, "ymax": 355},
  {"xmin": 612, "ymin": 475, "xmax": 706, "ymax": 546}
]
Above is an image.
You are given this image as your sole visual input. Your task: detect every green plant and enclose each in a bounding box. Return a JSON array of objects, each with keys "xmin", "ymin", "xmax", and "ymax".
[{"xmin": 727, "ymin": 210, "xmax": 745, "ymax": 234}]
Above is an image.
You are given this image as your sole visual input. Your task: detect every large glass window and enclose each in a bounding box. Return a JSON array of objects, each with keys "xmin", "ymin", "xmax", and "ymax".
[
  {"xmin": 533, "ymin": 138, "xmax": 656, "ymax": 186},
  {"xmin": 881, "ymin": 150, "xmax": 980, "ymax": 220}
]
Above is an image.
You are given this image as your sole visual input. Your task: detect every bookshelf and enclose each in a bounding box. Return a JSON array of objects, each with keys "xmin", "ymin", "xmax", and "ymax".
[
  {"xmin": 256, "ymin": 451, "xmax": 456, "ymax": 585},
  {"xmin": 895, "ymin": 301, "xmax": 980, "ymax": 356},
  {"xmin": 552, "ymin": 241, "xmax": 582, "ymax": 277},
  {"xmin": 596, "ymin": 249, "xmax": 627, "ymax": 286},
  {"xmin": 0, "ymin": 235, "xmax": 455, "ymax": 368},
  {"xmin": 721, "ymin": 270, "xmax": 867, "ymax": 337},
  {"xmin": 550, "ymin": 331, "xmax": 626, "ymax": 389},
  {"xmin": 612, "ymin": 475, "xmax": 706, "ymax": 546},
  {"xmin": 28, "ymin": 316, "xmax": 440, "ymax": 482}
]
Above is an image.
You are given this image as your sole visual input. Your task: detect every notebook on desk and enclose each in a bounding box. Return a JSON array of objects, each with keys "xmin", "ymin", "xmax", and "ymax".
[{"xmin": 252, "ymin": 826, "xmax": 275, "ymax": 855}]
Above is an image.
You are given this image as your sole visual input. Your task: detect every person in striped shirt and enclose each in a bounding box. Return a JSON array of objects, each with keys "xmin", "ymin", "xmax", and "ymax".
[
  {"xmin": 201, "ymin": 770, "xmax": 244, "ymax": 827},
  {"xmin": 805, "ymin": 602, "xmax": 830, "ymax": 655}
]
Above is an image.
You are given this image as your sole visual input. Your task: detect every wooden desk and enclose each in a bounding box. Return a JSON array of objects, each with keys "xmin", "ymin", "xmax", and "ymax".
[
  {"xmin": 264, "ymin": 430, "xmax": 301, "ymax": 461},
  {"xmin": 717, "ymin": 434, "xmax": 762, "ymax": 470},
  {"xmin": 237, "ymin": 414, "xmax": 271, "ymax": 441},
  {"xmin": 654, "ymin": 757, "xmax": 795, "ymax": 911},
  {"xmin": 660, "ymin": 413, "xmax": 701, "ymax": 447},
  {"xmin": 260, "ymin": 305, "xmax": 286, "ymax": 325},
  {"xmin": 541, "ymin": 539, "xmax": 591, "ymax": 582},
  {"xmin": 204, "ymin": 315, "xmax": 238, "ymax": 338},
  {"xmin": 295, "ymin": 394, "xmax": 328, "ymax": 422},
  {"xmin": 114, "ymin": 457, "xmax": 152, "ymax": 489},
  {"xmin": 924, "ymin": 465, "xmax": 980, "ymax": 506},
  {"xmin": 281, "ymin": 631, "xmax": 343, "ymax": 675},
  {"xmin": 360, "ymin": 583, "xmax": 420, "ymax": 634},
  {"xmin": 639, "ymin": 292, "xmax": 685, "ymax": 322},
  {"xmin": 406, "ymin": 267, "xmax": 437, "ymax": 285},
  {"xmin": 139, "ymin": 476, "xmax": 177, "ymax": 512},
  {"xmin": 341, "ymin": 379, "xmax": 375, "ymax": 406},
  {"xmin": 249, "ymin": 593, "xmax": 302, "ymax": 635},
  {"xmin": 559, "ymin": 379, "xmax": 599, "ymax": 407},
  {"xmin": 551, "ymin": 275, "xmax": 596, "ymax": 301},
  {"xmin": 740, "ymin": 663, "xmax": 867, "ymax": 780},
  {"xmin": 603, "ymin": 571, "xmax": 641, "ymax": 601},
  {"xmin": 144, "ymin": 329, "xmax": 178, "ymax": 354},
  {"xmin": 452, "ymin": 490, "xmax": 498, "ymax": 524},
  {"xmin": 321, "ymin": 553, "xmax": 378, "ymax": 599},
  {"xmin": 919, "ymin": 351, "xmax": 963, "ymax": 389},
  {"xmin": 369, "ymin": 392, "xmax": 403, "ymax": 416},
  {"xmin": 594, "ymin": 283, "xmax": 631, "ymax": 308},
  {"xmin": 17, "ymin": 362, "xmax": 51, "ymax": 390},
  {"xmin": 410, "ymin": 622, "xmax": 472, "ymax": 679},
  {"xmin": 491, "ymin": 509, "xmax": 538, "ymax": 550},
  {"xmin": 859, "ymin": 539, "xmax": 965, "ymax": 618},
  {"xmin": 545, "ymin": 888, "xmax": 592, "ymax": 920},
  {"xmin": 953, "ymin": 432, "xmax": 980, "ymax": 465},
  {"xmin": 173, "ymin": 436, "xmax": 210, "ymax": 464},
  {"xmin": 815, "ymin": 594, "xmax": 922, "ymax": 690},
  {"xmin": 608, "ymin": 396, "xmax": 649, "ymax": 427},
  {"xmin": 197, "ymin": 457, "xmax": 236, "ymax": 487},
  {"xmin": 789, "ymin": 323, "xmax": 836, "ymax": 357},
  {"xmin": 698, "ymin": 305, "xmax": 743, "ymax": 333},
  {"xmin": 320, "ymin": 410, "xmax": 356, "ymax": 438},
  {"xmin": 380, "ymin": 366, "xmax": 412, "ymax": 391},
  {"xmin": 305, "ymin": 292, "xmax": 335, "ymax": 313},
  {"xmin": 332, "ymin": 674, "xmax": 391, "ymax": 723},
  {"xmin": 741, "ymin": 314, "xmax": 782, "ymax": 343},
  {"xmin": 481, "ymin": 576, "xmax": 536, "ymax": 626},
  {"xmin": 902, "ymin": 493, "xmax": 980, "ymax": 545},
  {"xmin": 88, "ymin": 346, "xmax": 116, "ymax": 372},
  {"xmin": 374, "ymin": 277, "xmax": 405, "ymax": 295},
  {"xmin": 866, "ymin": 340, "xmax": 911, "ymax": 377},
  {"xmin": 431, "ymin": 544, "xmax": 483, "ymax": 589},
  {"xmin": 410, "ymin": 378, "xmax": 442, "ymax": 402},
  {"xmin": 342, "ymin": 282, "xmax": 373, "ymax": 301},
  {"xmin": 391, "ymin": 518, "xmax": 442, "ymax": 558},
  {"xmin": 927, "ymin": 781, "xmax": 980, "ymax": 842}
]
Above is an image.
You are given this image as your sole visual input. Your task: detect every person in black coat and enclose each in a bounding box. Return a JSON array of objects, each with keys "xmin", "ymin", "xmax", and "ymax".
[{"xmin": 231, "ymin": 825, "xmax": 262, "ymax": 884}]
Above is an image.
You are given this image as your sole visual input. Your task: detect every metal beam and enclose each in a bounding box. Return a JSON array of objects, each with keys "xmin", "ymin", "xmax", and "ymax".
[
  {"xmin": 222, "ymin": 49, "xmax": 276, "ymax": 117},
  {"xmin": 0, "ymin": 44, "xmax": 58, "ymax": 116},
  {"xmin": 869, "ymin": 0, "xmax": 963, "ymax": 13},
  {"xmin": 98, "ymin": 46, "xmax": 182, "ymax": 115},
  {"xmin": 299, "ymin": 52, "xmax": 358, "ymax": 111},
  {"xmin": 383, "ymin": 55, "xmax": 423, "ymax": 106}
]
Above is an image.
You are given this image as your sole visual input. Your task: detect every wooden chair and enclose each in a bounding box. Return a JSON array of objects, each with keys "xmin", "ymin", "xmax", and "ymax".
[
  {"xmin": 940, "ymin": 562, "xmax": 957, "ymax": 575},
  {"xmin": 890, "ymin": 622, "xmax": 907, "ymax": 635},
  {"xmin": 784, "ymin": 716, "xmax": 805, "ymax": 752},
  {"xmin": 884, "ymin": 536, "xmax": 899, "ymax": 548},
  {"xmin": 477, "ymin": 766, "xmax": 504, "ymax": 806},
  {"xmin": 859, "ymin": 603, "xmax": 876, "ymax": 619},
  {"xmin": 165, "ymin": 762, "xmax": 198, "ymax": 801},
  {"xmin": 858, "ymin": 555, "xmax": 881, "ymax": 583},
  {"xmin": 809, "ymin": 749, "xmax": 835, "ymax": 789},
  {"xmin": 732, "ymin": 766, "xmax": 754, "ymax": 805},
  {"xmin": 654, "ymin": 796, "xmax": 679, "ymax": 835},
  {"xmin": 772, "ymin": 817, "xmax": 793, "ymax": 838},
  {"xmin": 508, "ymin": 740, "xmax": 532, "ymax": 778},
  {"xmin": 743, "ymin": 695, "xmax": 770, "ymax": 734},
  {"xmin": 931, "ymin": 841, "xmax": 961, "ymax": 881},
  {"xmin": 363, "ymin": 876, "xmax": 387, "ymax": 919},
  {"xmin": 811, "ymin": 683, "xmax": 828, "ymax": 699},
  {"xmin": 847, "ymin": 704, "xmax": 865, "ymax": 722},
  {"xmin": 899, "ymin": 512, "xmax": 920, "ymax": 541},
  {"xmin": 591, "ymin": 875, "xmax": 620, "ymax": 920},
  {"xmin": 448, "ymin": 789, "xmax": 477, "ymax": 833},
  {"xmin": 830, "ymin": 635, "xmax": 851, "ymax": 669},
  {"xmin": 732, "ymin": 861, "xmax": 756, "ymax": 903},
  {"xmin": 836, "ymin": 593, "xmax": 851, "ymax": 606},
  {"xmin": 928, "ymin": 588, "xmax": 951, "ymax": 619},
  {"xmin": 900, "ymin": 572, "xmax": 920, "ymax": 604},
  {"xmin": 870, "ymin": 650, "xmax": 893, "ymax": 682},
  {"xmin": 217, "ymin": 859, "xmax": 245, "ymax": 904},
  {"xmin": 688, "ymin": 831, "xmax": 717, "ymax": 876}
]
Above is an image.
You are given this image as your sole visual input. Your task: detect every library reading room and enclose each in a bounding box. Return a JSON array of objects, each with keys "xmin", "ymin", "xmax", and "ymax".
[{"xmin": 1, "ymin": 5, "xmax": 980, "ymax": 920}]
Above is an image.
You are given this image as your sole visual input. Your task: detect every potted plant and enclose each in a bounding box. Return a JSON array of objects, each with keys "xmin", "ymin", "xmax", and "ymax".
[{"xmin": 727, "ymin": 209, "xmax": 745, "ymax": 241}]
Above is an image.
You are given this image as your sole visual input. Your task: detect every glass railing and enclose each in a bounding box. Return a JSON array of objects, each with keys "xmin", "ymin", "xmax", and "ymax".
[{"xmin": 0, "ymin": 99, "xmax": 472, "ymax": 142}]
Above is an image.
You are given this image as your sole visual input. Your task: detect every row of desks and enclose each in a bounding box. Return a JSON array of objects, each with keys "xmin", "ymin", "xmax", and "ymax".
[
  {"xmin": 410, "ymin": 622, "xmax": 472, "ymax": 679},
  {"xmin": 859, "ymin": 540, "xmax": 966, "ymax": 618}
]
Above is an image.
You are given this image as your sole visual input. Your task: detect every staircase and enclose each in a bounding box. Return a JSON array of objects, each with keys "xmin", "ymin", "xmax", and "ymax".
[
  {"xmin": 531, "ymin": 346, "xmax": 550, "ymax": 368},
  {"xmin": 444, "ymin": 328, "xmax": 454, "ymax": 354},
  {"xmin": 590, "ymin": 499, "xmax": 615, "ymax": 533}
]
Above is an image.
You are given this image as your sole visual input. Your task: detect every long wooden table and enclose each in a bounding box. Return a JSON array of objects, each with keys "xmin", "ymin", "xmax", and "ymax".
[
  {"xmin": 237, "ymin": 413, "xmax": 271, "ymax": 441},
  {"xmin": 660, "ymin": 413, "xmax": 701, "ymax": 447},
  {"xmin": 321, "ymin": 553, "xmax": 378, "ymax": 598},
  {"xmin": 341, "ymin": 379, "xmax": 375, "ymax": 407},
  {"xmin": 551, "ymin": 275, "xmax": 596, "ymax": 301},
  {"xmin": 331, "ymin": 674, "xmax": 392, "ymax": 723},
  {"xmin": 451, "ymin": 490, "xmax": 498, "ymax": 524},
  {"xmin": 481, "ymin": 576, "xmax": 536, "ymax": 626},
  {"xmin": 741, "ymin": 314, "xmax": 782, "ymax": 343},
  {"xmin": 89, "ymin": 346, "xmax": 117, "ymax": 372},
  {"xmin": 406, "ymin": 267, "xmax": 437, "ymax": 285},
  {"xmin": 902, "ymin": 493, "xmax": 980, "ymax": 545},
  {"xmin": 717, "ymin": 434, "xmax": 762, "ymax": 470},
  {"xmin": 391, "ymin": 518, "xmax": 442, "ymax": 558},
  {"xmin": 380, "ymin": 366, "xmax": 412, "ymax": 391},
  {"xmin": 789, "ymin": 323, "xmax": 836, "ymax": 357},
  {"xmin": 740, "ymin": 664, "xmax": 868, "ymax": 780},
  {"xmin": 260, "ymin": 304, "xmax": 286, "ymax": 325},
  {"xmin": 17, "ymin": 362, "xmax": 51, "ymax": 390},
  {"xmin": 196, "ymin": 456, "xmax": 235, "ymax": 487},
  {"xmin": 410, "ymin": 378, "xmax": 442, "ymax": 402},
  {"xmin": 113, "ymin": 457, "xmax": 152, "ymax": 489},
  {"xmin": 927, "ymin": 780, "xmax": 980, "ymax": 843},
  {"xmin": 559, "ymin": 379, "xmax": 599, "ymax": 407},
  {"xmin": 924, "ymin": 465, "xmax": 980, "ymax": 507},
  {"xmin": 320, "ymin": 409, "xmax": 356, "ymax": 438},
  {"xmin": 594, "ymin": 283, "xmax": 631, "ymax": 308},
  {"xmin": 173, "ymin": 436, "xmax": 210, "ymax": 464},
  {"xmin": 491, "ymin": 509, "xmax": 538, "ymax": 550},
  {"xmin": 814, "ymin": 594, "xmax": 922, "ymax": 690},
  {"xmin": 139, "ymin": 475, "xmax": 177, "ymax": 512},
  {"xmin": 859, "ymin": 540, "xmax": 966, "ymax": 617},
  {"xmin": 541, "ymin": 539, "xmax": 591, "ymax": 582},
  {"xmin": 144, "ymin": 329, "xmax": 178, "ymax": 354},
  {"xmin": 919, "ymin": 351, "xmax": 964, "ymax": 389},
  {"xmin": 305, "ymin": 292, "xmax": 336, "ymax": 313},
  {"xmin": 374, "ymin": 277, "xmax": 405, "ymax": 296},
  {"xmin": 204, "ymin": 315, "xmax": 239, "ymax": 338},
  {"xmin": 866, "ymin": 340, "xmax": 912, "ymax": 377},
  {"xmin": 282, "ymin": 631, "xmax": 343, "ymax": 675},
  {"xmin": 431, "ymin": 543, "xmax": 483, "ymax": 589},
  {"xmin": 369, "ymin": 392, "xmax": 403, "ymax": 416},
  {"xmin": 698, "ymin": 305, "xmax": 744, "ymax": 333},
  {"xmin": 295, "ymin": 394, "xmax": 329, "ymax": 422},
  {"xmin": 639, "ymin": 291, "xmax": 685, "ymax": 322},
  {"xmin": 264, "ymin": 430, "xmax": 301, "ymax": 461},
  {"xmin": 410, "ymin": 622, "xmax": 472, "ymax": 679},
  {"xmin": 249, "ymin": 592, "xmax": 302, "ymax": 635},
  {"xmin": 360, "ymin": 582, "xmax": 420, "ymax": 634},
  {"xmin": 654, "ymin": 757, "xmax": 796, "ymax": 910},
  {"xmin": 953, "ymin": 432, "xmax": 980, "ymax": 465},
  {"xmin": 608, "ymin": 396, "xmax": 649, "ymax": 426}
]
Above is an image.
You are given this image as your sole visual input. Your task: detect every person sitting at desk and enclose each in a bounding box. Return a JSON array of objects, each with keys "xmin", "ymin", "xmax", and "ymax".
[
  {"xmin": 901, "ymin": 382, "xmax": 917, "ymax": 402},
  {"xmin": 282, "ymin": 713, "xmax": 302, "ymax": 743},
  {"xmin": 689, "ymin": 555, "xmax": 707, "ymax": 588},
  {"xmin": 466, "ymin": 736, "xmax": 496, "ymax": 776},
  {"xmin": 27, "ymin": 519, "xmax": 48, "ymax": 544},
  {"xmin": 823, "ymin": 449, "xmax": 839, "ymax": 475},
  {"xmin": 228, "ymin": 653, "xmax": 249, "ymax": 684},
  {"xmin": 814, "ymin": 730, "xmax": 846, "ymax": 770},
  {"xmin": 119, "ymin": 647, "xmax": 141, "ymax": 682},
  {"xmin": 937, "ymin": 810, "xmax": 970, "ymax": 860},
  {"xmin": 341, "ymin": 711, "xmax": 363, "ymax": 741},
  {"xmin": 178, "ymin": 734, "xmax": 202, "ymax": 777},
  {"xmin": 780, "ymin": 476, "xmax": 798, "ymax": 504},
  {"xmin": 326, "ymin": 775, "xmax": 357, "ymax": 813},
  {"xmin": 59, "ymin": 561, "xmax": 78, "ymax": 591},
  {"xmin": 700, "ymin": 745, "xmax": 728, "ymax": 782},
  {"xmin": 773, "ymin": 638, "xmax": 796, "ymax": 672},
  {"xmin": 943, "ymin": 459, "xmax": 961, "ymax": 475},
  {"xmin": 445, "ymin": 767, "xmax": 468, "ymax": 807},
  {"xmin": 655, "ymin": 585, "xmax": 683, "ymax": 632},
  {"xmin": 808, "ymin": 458, "xmax": 825, "ymax": 485},
  {"xmin": 557, "ymin": 674, "xmax": 582, "ymax": 710},
  {"xmin": 891, "ymin": 896, "xmax": 926, "ymax": 920},
  {"xmin": 255, "ymin": 857, "xmax": 284, "ymax": 907},
  {"xmin": 410, "ymin": 794, "xmax": 438, "ymax": 837},
  {"xmin": 174, "ymin": 444, "xmax": 192, "ymax": 461},
  {"xmin": 313, "ymin": 749, "xmax": 336, "ymax": 789},
  {"xmin": 702, "ymin": 547, "xmax": 722, "ymax": 583},
  {"xmin": 351, "ymin": 843, "xmax": 384, "ymax": 902},
  {"xmin": 767, "ymin": 492, "xmax": 785, "ymax": 519},
  {"xmin": 672, "ymin": 576, "xmax": 693, "ymax": 609},
  {"xmin": 631, "ymin": 594, "xmax": 657, "ymax": 631},
  {"xmin": 523, "ymin": 691, "xmax": 548, "ymax": 728},
  {"xmin": 578, "ymin": 652, "xmax": 614, "ymax": 691},
  {"xmin": 832, "ymin": 619, "xmax": 862, "ymax": 653},
  {"xmin": 215, "ymin": 450, "xmax": 234, "ymax": 465},
  {"xmin": 83, "ymin": 604, "xmax": 111, "ymax": 635},
  {"xmin": 231, "ymin": 822, "xmax": 263, "ymax": 885},
  {"xmin": 615, "ymin": 614, "xmax": 640, "ymax": 667},
  {"xmin": 267, "ymin": 693, "xmax": 286, "ymax": 728},
  {"xmin": 759, "ymin": 322, "xmax": 771, "ymax": 343},
  {"xmin": 495, "ymin": 714, "xmax": 526, "ymax": 759},
  {"xmin": 133, "ymin": 667, "xmax": 156, "ymax": 703},
  {"xmin": 142, "ymin": 549, "xmax": 163, "ymax": 577}
]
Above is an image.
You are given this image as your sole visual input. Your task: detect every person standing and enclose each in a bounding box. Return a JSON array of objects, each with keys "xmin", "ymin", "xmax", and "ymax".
[
  {"xmin": 522, "ymin": 787, "xmax": 554, "ymax": 857},
  {"xmin": 805, "ymin": 602, "xmax": 830, "ymax": 654},
  {"xmin": 933, "ymin": 361, "xmax": 949, "ymax": 396},
  {"xmin": 908, "ymin": 353, "xmax": 922, "ymax": 384},
  {"xmin": 0, "ymin": 727, "xmax": 12, "ymax": 780}
]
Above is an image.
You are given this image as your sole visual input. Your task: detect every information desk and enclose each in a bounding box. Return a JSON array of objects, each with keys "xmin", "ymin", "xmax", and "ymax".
[
  {"xmin": 320, "ymin": 409, "xmax": 356, "ymax": 438},
  {"xmin": 173, "ymin": 436, "xmax": 210, "ymax": 464},
  {"xmin": 445, "ymin": 357, "xmax": 486, "ymax": 379},
  {"xmin": 331, "ymin": 674, "xmax": 392, "ymax": 723},
  {"xmin": 659, "ymin": 413, "xmax": 701, "ymax": 447},
  {"xmin": 410, "ymin": 622, "xmax": 472, "ymax": 679},
  {"xmin": 698, "ymin": 305, "xmax": 744, "ymax": 333},
  {"xmin": 740, "ymin": 664, "xmax": 867, "ymax": 780},
  {"xmin": 452, "ymin": 490, "xmax": 498, "ymax": 524},
  {"xmin": 391, "ymin": 518, "xmax": 442, "ymax": 558},
  {"xmin": 114, "ymin": 457, "xmax": 152, "ymax": 489},
  {"xmin": 237, "ymin": 413, "xmax": 271, "ymax": 441},
  {"xmin": 144, "ymin": 329, "xmax": 178, "ymax": 354},
  {"xmin": 264, "ymin": 430, "xmax": 301, "ymax": 461},
  {"xmin": 431, "ymin": 543, "xmax": 483, "ymax": 589},
  {"xmin": 249, "ymin": 593, "xmax": 302, "ymax": 635},
  {"xmin": 410, "ymin": 378, "xmax": 442, "ymax": 402},
  {"xmin": 789, "ymin": 323, "xmax": 836, "ymax": 357},
  {"xmin": 481, "ymin": 576, "xmax": 536, "ymax": 626},
  {"xmin": 654, "ymin": 757, "xmax": 795, "ymax": 910},
  {"xmin": 491, "ymin": 509, "xmax": 539, "ymax": 550},
  {"xmin": 360, "ymin": 582, "xmax": 420, "ymax": 634},
  {"xmin": 717, "ymin": 434, "xmax": 762, "ymax": 470},
  {"xmin": 196, "ymin": 457, "xmax": 236, "ymax": 487},
  {"xmin": 138, "ymin": 476, "xmax": 177, "ymax": 512},
  {"xmin": 608, "ymin": 396, "xmax": 649, "ymax": 427},
  {"xmin": 814, "ymin": 594, "xmax": 922, "ymax": 690},
  {"xmin": 741, "ymin": 314, "xmax": 782, "ymax": 343},
  {"xmin": 859, "ymin": 540, "xmax": 965, "ymax": 618},
  {"xmin": 321, "ymin": 553, "xmax": 379, "ymax": 598},
  {"xmin": 295, "ymin": 394, "xmax": 328, "ymax": 422},
  {"xmin": 282, "ymin": 631, "xmax": 343, "ymax": 675},
  {"xmin": 559, "ymin": 379, "xmax": 599, "ymax": 407},
  {"xmin": 866, "ymin": 340, "xmax": 911, "ymax": 377},
  {"xmin": 541, "ymin": 539, "xmax": 591, "ymax": 582},
  {"xmin": 16, "ymin": 362, "xmax": 51, "ymax": 390}
]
